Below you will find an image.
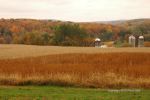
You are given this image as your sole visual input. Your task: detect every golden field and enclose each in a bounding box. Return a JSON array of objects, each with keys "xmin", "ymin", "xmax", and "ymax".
[
  {"xmin": 0, "ymin": 44, "xmax": 150, "ymax": 88},
  {"xmin": 0, "ymin": 44, "xmax": 150, "ymax": 59}
]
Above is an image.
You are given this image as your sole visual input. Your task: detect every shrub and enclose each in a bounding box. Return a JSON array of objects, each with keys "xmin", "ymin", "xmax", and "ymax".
[{"xmin": 121, "ymin": 43, "xmax": 132, "ymax": 47}]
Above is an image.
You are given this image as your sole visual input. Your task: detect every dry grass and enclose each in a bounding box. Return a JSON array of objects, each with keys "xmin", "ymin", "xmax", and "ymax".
[
  {"xmin": 0, "ymin": 44, "xmax": 150, "ymax": 59},
  {"xmin": 0, "ymin": 52, "xmax": 150, "ymax": 88},
  {"xmin": 144, "ymin": 42, "xmax": 150, "ymax": 47},
  {"xmin": 104, "ymin": 41, "xmax": 114, "ymax": 47}
]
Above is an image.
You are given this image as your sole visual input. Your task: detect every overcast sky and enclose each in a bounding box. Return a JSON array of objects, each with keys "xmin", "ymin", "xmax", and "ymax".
[{"xmin": 0, "ymin": 0, "xmax": 150, "ymax": 22}]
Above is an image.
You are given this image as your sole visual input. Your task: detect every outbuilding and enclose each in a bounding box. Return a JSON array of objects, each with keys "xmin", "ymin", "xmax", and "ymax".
[
  {"xmin": 95, "ymin": 38, "xmax": 101, "ymax": 47},
  {"xmin": 138, "ymin": 35, "xmax": 144, "ymax": 47},
  {"xmin": 129, "ymin": 35, "xmax": 136, "ymax": 47}
]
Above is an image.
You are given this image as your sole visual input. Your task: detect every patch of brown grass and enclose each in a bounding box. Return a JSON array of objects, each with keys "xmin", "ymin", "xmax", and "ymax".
[
  {"xmin": 0, "ymin": 44, "xmax": 150, "ymax": 59},
  {"xmin": 144, "ymin": 42, "xmax": 150, "ymax": 47},
  {"xmin": 0, "ymin": 53, "xmax": 150, "ymax": 88}
]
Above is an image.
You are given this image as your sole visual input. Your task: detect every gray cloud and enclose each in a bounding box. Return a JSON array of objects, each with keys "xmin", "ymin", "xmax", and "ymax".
[{"xmin": 0, "ymin": 0, "xmax": 150, "ymax": 21}]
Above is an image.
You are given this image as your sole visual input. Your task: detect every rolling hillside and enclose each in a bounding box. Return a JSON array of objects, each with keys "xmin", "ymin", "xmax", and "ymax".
[
  {"xmin": 97, "ymin": 18, "xmax": 150, "ymax": 25},
  {"xmin": 0, "ymin": 18, "xmax": 150, "ymax": 46}
]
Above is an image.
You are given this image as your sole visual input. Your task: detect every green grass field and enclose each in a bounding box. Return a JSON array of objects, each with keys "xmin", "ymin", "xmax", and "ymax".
[{"xmin": 0, "ymin": 86, "xmax": 150, "ymax": 100}]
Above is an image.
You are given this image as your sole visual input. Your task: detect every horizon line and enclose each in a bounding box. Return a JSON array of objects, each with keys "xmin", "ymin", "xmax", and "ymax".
[{"xmin": 0, "ymin": 17, "xmax": 150, "ymax": 23}]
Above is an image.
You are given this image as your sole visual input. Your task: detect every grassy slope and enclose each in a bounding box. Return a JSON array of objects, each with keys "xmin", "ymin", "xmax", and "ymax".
[{"xmin": 0, "ymin": 86, "xmax": 150, "ymax": 100}]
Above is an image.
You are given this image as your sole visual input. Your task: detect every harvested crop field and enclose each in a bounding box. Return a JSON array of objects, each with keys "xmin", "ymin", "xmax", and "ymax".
[
  {"xmin": 0, "ymin": 44, "xmax": 150, "ymax": 88},
  {"xmin": 0, "ymin": 44, "xmax": 150, "ymax": 59}
]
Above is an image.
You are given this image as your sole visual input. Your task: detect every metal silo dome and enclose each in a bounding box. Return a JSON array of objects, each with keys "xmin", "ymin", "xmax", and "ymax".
[
  {"xmin": 139, "ymin": 36, "xmax": 144, "ymax": 39},
  {"xmin": 95, "ymin": 38, "xmax": 101, "ymax": 42}
]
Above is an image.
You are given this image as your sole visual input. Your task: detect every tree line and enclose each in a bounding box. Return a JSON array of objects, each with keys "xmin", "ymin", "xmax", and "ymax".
[{"xmin": 0, "ymin": 19, "xmax": 150, "ymax": 46}]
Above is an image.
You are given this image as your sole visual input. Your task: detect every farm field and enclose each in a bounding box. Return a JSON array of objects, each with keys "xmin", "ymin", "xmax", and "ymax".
[
  {"xmin": 0, "ymin": 86, "xmax": 150, "ymax": 100},
  {"xmin": 0, "ymin": 44, "xmax": 150, "ymax": 99},
  {"xmin": 0, "ymin": 44, "xmax": 150, "ymax": 59},
  {"xmin": 0, "ymin": 44, "xmax": 150, "ymax": 88}
]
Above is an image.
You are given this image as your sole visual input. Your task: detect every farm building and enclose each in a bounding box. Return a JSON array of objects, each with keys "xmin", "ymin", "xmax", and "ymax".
[
  {"xmin": 129, "ymin": 35, "xmax": 136, "ymax": 47},
  {"xmin": 138, "ymin": 35, "xmax": 144, "ymax": 47},
  {"xmin": 95, "ymin": 38, "xmax": 101, "ymax": 47},
  {"xmin": 129, "ymin": 35, "xmax": 144, "ymax": 47}
]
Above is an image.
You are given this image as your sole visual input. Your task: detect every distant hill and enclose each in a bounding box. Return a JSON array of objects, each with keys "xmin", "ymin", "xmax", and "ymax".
[
  {"xmin": 0, "ymin": 18, "xmax": 150, "ymax": 45},
  {"xmin": 96, "ymin": 20, "xmax": 127, "ymax": 25},
  {"xmin": 97, "ymin": 18, "xmax": 150, "ymax": 25}
]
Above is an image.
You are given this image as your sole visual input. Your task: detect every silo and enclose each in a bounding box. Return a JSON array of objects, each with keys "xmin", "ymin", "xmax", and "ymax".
[
  {"xmin": 138, "ymin": 36, "xmax": 144, "ymax": 47},
  {"xmin": 129, "ymin": 35, "xmax": 136, "ymax": 47},
  {"xmin": 95, "ymin": 38, "xmax": 101, "ymax": 47}
]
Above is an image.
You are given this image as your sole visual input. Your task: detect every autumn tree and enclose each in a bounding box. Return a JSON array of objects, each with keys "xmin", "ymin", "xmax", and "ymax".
[{"xmin": 52, "ymin": 23, "xmax": 88, "ymax": 46}]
